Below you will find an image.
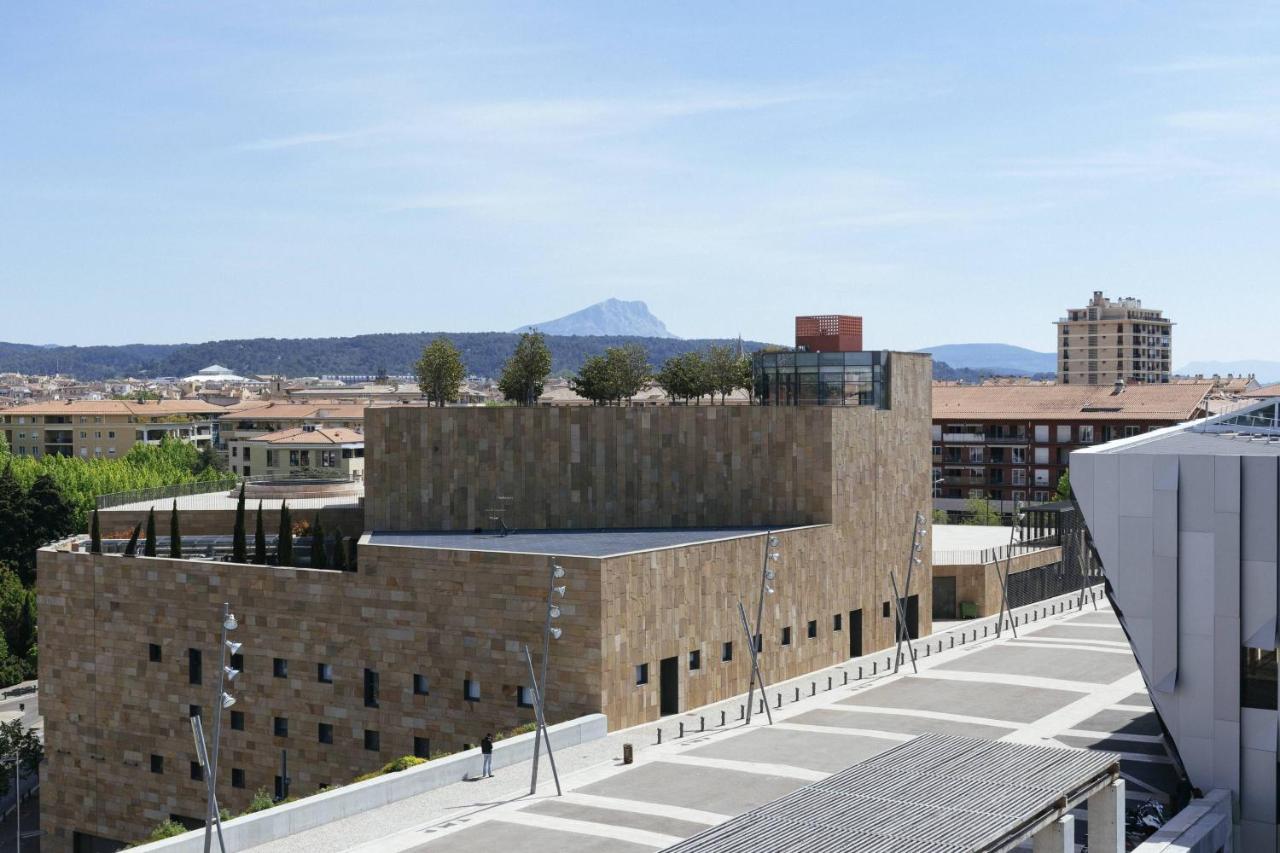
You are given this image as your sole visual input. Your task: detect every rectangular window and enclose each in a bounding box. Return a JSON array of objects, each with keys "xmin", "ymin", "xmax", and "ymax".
[
  {"xmin": 274, "ymin": 776, "xmax": 285, "ymax": 801},
  {"xmin": 230, "ymin": 711, "xmax": 244, "ymax": 731},
  {"xmin": 1034, "ymin": 425, "xmax": 1049, "ymax": 443},
  {"xmin": 364, "ymin": 730, "xmax": 380, "ymax": 751},
  {"xmin": 266, "ymin": 449, "xmax": 277, "ymax": 467},
  {"xmin": 1012, "ymin": 469, "xmax": 1026, "ymax": 486},
  {"xmin": 807, "ymin": 620, "xmax": 817, "ymax": 639},
  {"xmin": 414, "ymin": 673, "xmax": 429, "ymax": 695},
  {"xmin": 188, "ymin": 649, "xmax": 202, "ymax": 685},
  {"xmin": 318, "ymin": 723, "xmax": 333, "ymax": 744},
  {"xmin": 1011, "ymin": 447, "xmax": 1026, "ymax": 464},
  {"xmin": 364, "ymin": 668, "xmax": 380, "ymax": 708},
  {"xmin": 317, "ymin": 662, "xmax": 333, "ymax": 684},
  {"xmin": 149, "ymin": 643, "xmax": 162, "ymax": 662},
  {"xmin": 274, "ymin": 717, "xmax": 288, "ymax": 737},
  {"xmin": 232, "ymin": 768, "xmax": 245, "ymax": 789},
  {"xmin": 463, "ymin": 678, "xmax": 480, "ymax": 702},
  {"xmin": 241, "ymin": 447, "xmax": 250, "ymax": 463},
  {"xmin": 882, "ymin": 601, "xmax": 891, "ymax": 618},
  {"xmin": 635, "ymin": 664, "xmax": 649, "ymax": 685},
  {"xmin": 1056, "ymin": 425, "xmax": 1071, "ymax": 443},
  {"xmin": 108, "ymin": 431, "xmax": 115, "ymax": 439},
  {"xmin": 781, "ymin": 627, "xmax": 792, "ymax": 646},
  {"xmin": 189, "ymin": 705, "xmax": 201, "ymax": 720},
  {"xmin": 231, "ymin": 446, "xmax": 239, "ymax": 458},
  {"xmin": 1034, "ymin": 469, "xmax": 1051, "ymax": 486},
  {"xmin": 833, "ymin": 613, "xmax": 842, "ymax": 631},
  {"xmin": 1242, "ymin": 647, "xmax": 1278, "ymax": 710},
  {"xmin": 150, "ymin": 754, "xmax": 163, "ymax": 774},
  {"xmin": 191, "ymin": 762, "xmax": 204, "ymax": 782},
  {"xmin": 1079, "ymin": 425, "xmax": 1094, "ymax": 443},
  {"xmin": 688, "ymin": 650, "xmax": 701, "ymax": 671},
  {"xmin": 321, "ymin": 450, "xmax": 337, "ymax": 467},
  {"xmin": 289, "ymin": 450, "xmax": 300, "ymax": 466},
  {"xmin": 414, "ymin": 736, "xmax": 430, "ymax": 759},
  {"xmin": 517, "ymin": 685, "xmax": 534, "ymax": 708},
  {"xmin": 273, "ymin": 658, "xmax": 288, "ymax": 678},
  {"xmin": 1124, "ymin": 425, "xmax": 1140, "ymax": 437},
  {"xmin": 967, "ymin": 446, "xmax": 983, "ymax": 464},
  {"xmin": 1034, "ymin": 447, "xmax": 1049, "ymax": 464},
  {"xmin": 722, "ymin": 641, "xmax": 733, "ymax": 662}
]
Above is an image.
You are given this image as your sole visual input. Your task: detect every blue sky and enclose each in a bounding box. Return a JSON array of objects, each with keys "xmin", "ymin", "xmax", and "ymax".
[{"xmin": 2, "ymin": 2, "xmax": 1278, "ymax": 363}]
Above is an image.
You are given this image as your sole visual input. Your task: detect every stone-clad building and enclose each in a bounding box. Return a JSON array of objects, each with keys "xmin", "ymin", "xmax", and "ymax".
[{"xmin": 38, "ymin": 345, "xmax": 931, "ymax": 851}]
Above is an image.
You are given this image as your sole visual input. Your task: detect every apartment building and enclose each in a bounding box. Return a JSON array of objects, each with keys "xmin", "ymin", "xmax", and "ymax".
[
  {"xmin": 218, "ymin": 402, "xmax": 365, "ymax": 475},
  {"xmin": 1055, "ymin": 291, "xmax": 1173, "ymax": 385},
  {"xmin": 0, "ymin": 400, "xmax": 225, "ymax": 460},
  {"xmin": 38, "ymin": 344, "xmax": 932, "ymax": 850},
  {"xmin": 932, "ymin": 381, "xmax": 1212, "ymax": 517},
  {"xmin": 236, "ymin": 426, "xmax": 365, "ymax": 479}
]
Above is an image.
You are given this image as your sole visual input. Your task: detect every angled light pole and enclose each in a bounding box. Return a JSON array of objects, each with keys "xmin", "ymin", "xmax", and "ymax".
[
  {"xmin": 529, "ymin": 558, "xmax": 566, "ymax": 795},
  {"xmin": 743, "ymin": 533, "xmax": 781, "ymax": 725},
  {"xmin": 196, "ymin": 602, "xmax": 240, "ymax": 853},
  {"xmin": 994, "ymin": 499, "xmax": 1022, "ymax": 638},
  {"xmin": 892, "ymin": 512, "xmax": 927, "ymax": 674}
]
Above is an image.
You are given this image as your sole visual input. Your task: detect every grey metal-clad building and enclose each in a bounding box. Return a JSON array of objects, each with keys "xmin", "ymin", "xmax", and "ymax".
[{"xmin": 1072, "ymin": 398, "xmax": 1280, "ymax": 850}]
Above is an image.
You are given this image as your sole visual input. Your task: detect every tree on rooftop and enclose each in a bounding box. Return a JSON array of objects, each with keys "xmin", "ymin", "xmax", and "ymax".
[
  {"xmin": 498, "ymin": 331, "xmax": 552, "ymax": 406},
  {"xmin": 232, "ymin": 483, "xmax": 247, "ymax": 563},
  {"xmin": 310, "ymin": 513, "xmax": 327, "ymax": 569},
  {"xmin": 89, "ymin": 509, "xmax": 101, "ymax": 554},
  {"xmin": 169, "ymin": 500, "xmax": 182, "ymax": 558},
  {"xmin": 144, "ymin": 507, "xmax": 157, "ymax": 557},
  {"xmin": 277, "ymin": 502, "xmax": 293, "ymax": 566},
  {"xmin": 123, "ymin": 522, "xmax": 141, "ymax": 557},
  {"xmin": 253, "ymin": 501, "xmax": 266, "ymax": 564},
  {"xmin": 414, "ymin": 337, "xmax": 467, "ymax": 407}
]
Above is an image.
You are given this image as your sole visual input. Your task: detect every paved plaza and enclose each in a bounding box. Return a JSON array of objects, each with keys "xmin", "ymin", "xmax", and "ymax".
[{"xmin": 250, "ymin": 596, "xmax": 1171, "ymax": 853}]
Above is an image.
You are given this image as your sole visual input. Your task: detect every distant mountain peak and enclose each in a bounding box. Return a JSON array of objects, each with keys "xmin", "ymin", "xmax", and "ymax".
[{"xmin": 514, "ymin": 298, "xmax": 678, "ymax": 339}]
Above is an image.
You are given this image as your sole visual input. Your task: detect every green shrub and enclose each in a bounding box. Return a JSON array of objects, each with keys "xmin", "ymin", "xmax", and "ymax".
[{"xmin": 243, "ymin": 787, "xmax": 275, "ymax": 814}]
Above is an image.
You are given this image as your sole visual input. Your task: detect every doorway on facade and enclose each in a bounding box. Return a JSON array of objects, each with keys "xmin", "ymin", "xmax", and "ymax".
[
  {"xmin": 848, "ymin": 609, "xmax": 863, "ymax": 658},
  {"xmin": 901, "ymin": 594, "xmax": 920, "ymax": 639},
  {"xmin": 932, "ymin": 576, "xmax": 957, "ymax": 620},
  {"xmin": 659, "ymin": 656, "xmax": 679, "ymax": 716}
]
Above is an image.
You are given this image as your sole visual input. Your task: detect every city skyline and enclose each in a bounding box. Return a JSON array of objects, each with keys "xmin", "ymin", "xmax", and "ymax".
[{"xmin": 3, "ymin": 3, "xmax": 1279, "ymax": 363}]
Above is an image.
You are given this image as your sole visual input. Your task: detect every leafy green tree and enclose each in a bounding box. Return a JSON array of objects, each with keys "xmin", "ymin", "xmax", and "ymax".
[
  {"xmin": 498, "ymin": 331, "xmax": 553, "ymax": 405},
  {"xmin": 254, "ymin": 501, "xmax": 267, "ymax": 564},
  {"xmin": 169, "ymin": 500, "xmax": 182, "ymax": 558},
  {"xmin": 277, "ymin": 502, "xmax": 293, "ymax": 566},
  {"xmin": 196, "ymin": 443, "xmax": 227, "ymax": 475},
  {"xmin": 705, "ymin": 345, "xmax": 743, "ymax": 404},
  {"xmin": 655, "ymin": 351, "xmax": 712, "ymax": 403},
  {"xmin": 1054, "ymin": 470, "xmax": 1071, "ymax": 502},
  {"xmin": 0, "ymin": 463, "xmax": 29, "ymax": 573},
  {"xmin": 144, "ymin": 507, "xmax": 157, "ymax": 557},
  {"xmin": 570, "ymin": 344, "xmax": 651, "ymax": 404},
  {"xmin": 90, "ymin": 509, "xmax": 102, "ymax": 554},
  {"xmin": 932, "ymin": 508, "xmax": 950, "ymax": 525},
  {"xmin": 310, "ymin": 513, "xmax": 327, "ymax": 569},
  {"xmin": 735, "ymin": 355, "xmax": 754, "ymax": 402},
  {"xmin": 414, "ymin": 337, "xmax": 467, "ymax": 407},
  {"xmin": 0, "ymin": 569, "xmax": 30, "ymax": 659},
  {"xmin": 961, "ymin": 497, "xmax": 1003, "ymax": 526},
  {"xmin": 232, "ymin": 483, "xmax": 247, "ymax": 563},
  {"xmin": 0, "ymin": 719, "xmax": 43, "ymax": 792}
]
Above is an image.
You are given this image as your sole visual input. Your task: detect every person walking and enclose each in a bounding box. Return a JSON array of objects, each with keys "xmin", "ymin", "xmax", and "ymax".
[{"xmin": 480, "ymin": 733, "xmax": 494, "ymax": 778}]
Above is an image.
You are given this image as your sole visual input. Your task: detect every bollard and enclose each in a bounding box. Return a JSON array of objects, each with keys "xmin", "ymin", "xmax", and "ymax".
[
  {"xmin": 871, "ymin": 661, "xmax": 877, "ymax": 675},
  {"xmin": 794, "ymin": 687, "xmax": 800, "ymax": 702},
  {"xmin": 721, "ymin": 710, "xmax": 726, "ymax": 727},
  {"xmin": 950, "ymin": 636, "xmax": 954, "ymax": 649},
  {"xmin": 759, "ymin": 698, "xmax": 765, "ymax": 714},
  {"xmin": 657, "ymin": 728, "xmax": 663, "ymax": 745},
  {"xmin": 679, "ymin": 721, "xmax": 685, "ymax": 738},
  {"xmin": 739, "ymin": 704, "xmax": 745, "ymax": 720},
  {"xmin": 775, "ymin": 693, "xmax": 781, "ymax": 709},
  {"xmin": 925, "ymin": 645, "xmax": 930, "ymax": 657},
  {"xmin": 827, "ymin": 676, "xmax": 832, "ymax": 690},
  {"xmin": 811, "ymin": 682, "xmax": 816, "ymax": 696},
  {"xmin": 623, "ymin": 743, "xmax": 634, "ymax": 764},
  {"xmin": 984, "ymin": 626, "xmax": 988, "ymax": 637},
  {"xmin": 700, "ymin": 716, "xmax": 705, "ymax": 732}
]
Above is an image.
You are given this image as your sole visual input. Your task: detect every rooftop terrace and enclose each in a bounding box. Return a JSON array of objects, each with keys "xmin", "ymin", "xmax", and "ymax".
[{"xmin": 364, "ymin": 527, "xmax": 809, "ymax": 558}]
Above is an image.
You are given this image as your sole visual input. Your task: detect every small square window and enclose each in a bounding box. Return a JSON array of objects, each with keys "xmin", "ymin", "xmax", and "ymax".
[
  {"xmin": 517, "ymin": 685, "xmax": 535, "ymax": 708},
  {"xmin": 635, "ymin": 664, "xmax": 649, "ymax": 685},
  {"xmin": 189, "ymin": 704, "xmax": 201, "ymax": 720},
  {"xmin": 364, "ymin": 729, "xmax": 380, "ymax": 751},
  {"xmin": 413, "ymin": 673, "xmax": 429, "ymax": 695},
  {"xmin": 274, "ymin": 717, "xmax": 288, "ymax": 737},
  {"xmin": 463, "ymin": 679, "xmax": 480, "ymax": 702},
  {"xmin": 317, "ymin": 663, "xmax": 333, "ymax": 683},
  {"xmin": 318, "ymin": 723, "xmax": 333, "ymax": 744},
  {"xmin": 230, "ymin": 652, "xmax": 244, "ymax": 672},
  {"xmin": 232, "ymin": 768, "xmax": 245, "ymax": 789},
  {"xmin": 273, "ymin": 658, "xmax": 288, "ymax": 678},
  {"xmin": 781, "ymin": 627, "xmax": 792, "ymax": 646},
  {"xmin": 188, "ymin": 648, "xmax": 202, "ymax": 685},
  {"xmin": 722, "ymin": 641, "xmax": 733, "ymax": 662},
  {"xmin": 149, "ymin": 643, "xmax": 162, "ymax": 662},
  {"xmin": 190, "ymin": 761, "xmax": 204, "ymax": 782},
  {"xmin": 807, "ymin": 620, "xmax": 817, "ymax": 639},
  {"xmin": 688, "ymin": 650, "xmax": 701, "ymax": 671},
  {"xmin": 364, "ymin": 668, "xmax": 380, "ymax": 708},
  {"xmin": 150, "ymin": 754, "xmax": 163, "ymax": 774},
  {"xmin": 230, "ymin": 711, "xmax": 244, "ymax": 731},
  {"xmin": 414, "ymin": 736, "xmax": 430, "ymax": 759},
  {"xmin": 833, "ymin": 613, "xmax": 843, "ymax": 631},
  {"xmin": 882, "ymin": 601, "xmax": 891, "ymax": 618}
]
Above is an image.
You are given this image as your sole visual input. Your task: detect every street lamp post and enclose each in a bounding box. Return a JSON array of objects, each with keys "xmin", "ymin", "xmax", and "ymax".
[
  {"xmin": 743, "ymin": 534, "xmax": 781, "ymax": 725},
  {"xmin": 197, "ymin": 602, "xmax": 241, "ymax": 853},
  {"xmin": 529, "ymin": 559, "xmax": 566, "ymax": 796}
]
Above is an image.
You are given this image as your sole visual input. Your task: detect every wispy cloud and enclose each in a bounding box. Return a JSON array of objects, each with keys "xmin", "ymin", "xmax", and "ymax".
[
  {"xmin": 1164, "ymin": 108, "xmax": 1280, "ymax": 137},
  {"xmin": 1131, "ymin": 55, "xmax": 1280, "ymax": 74},
  {"xmin": 994, "ymin": 150, "xmax": 1226, "ymax": 181},
  {"xmin": 236, "ymin": 128, "xmax": 383, "ymax": 151}
]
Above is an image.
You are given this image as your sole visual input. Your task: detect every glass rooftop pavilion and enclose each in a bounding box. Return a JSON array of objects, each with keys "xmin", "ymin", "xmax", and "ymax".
[{"xmin": 752, "ymin": 313, "xmax": 888, "ymax": 408}]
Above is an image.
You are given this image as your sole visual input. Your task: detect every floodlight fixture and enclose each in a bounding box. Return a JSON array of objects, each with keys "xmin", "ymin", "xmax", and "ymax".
[
  {"xmin": 549, "ymin": 605, "xmax": 561, "ymax": 619},
  {"xmin": 221, "ymin": 692, "xmax": 236, "ymax": 710},
  {"xmin": 224, "ymin": 666, "xmax": 240, "ymax": 682},
  {"xmin": 768, "ymin": 536, "xmax": 780, "ymax": 547},
  {"xmin": 769, "ymin": 552, "xmax": 780, "ymax": 562},
  {"xmin": 765, "ymin": 585, "xmax": 775, "ymax": 595},
  {"xmin": 549, "ymin": 627, "xmax": 562, "ymax": 640},
  {"xmin": 553, "ymin": 585, "xmax": 566, "ymax": 598},
  {"xmin": 765, "ymin": 569, "xmax": 776, "ymax": 580},
  {"xmin": 223, "ymin": 613, "xmax": 238, "ymax": 631},
  {"xmin": 552, "ymin": 564, "xmax": 566, "ymax": 579},
  {"xmin": 225, "ymin": 640, "xmax": 242, "ymax": 656}
]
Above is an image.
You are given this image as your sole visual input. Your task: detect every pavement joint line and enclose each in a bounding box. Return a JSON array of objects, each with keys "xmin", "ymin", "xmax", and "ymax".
[
  {"xmin": 554, "ymin": 792, "xmax": 731, "ymax": 825},
  {"xmin": 821, "ymin": 703, "xmax": 1020, "ymax": 729},
  {"xmin": 903, "ymin": 669, "xmax": 1097, "ymax": 693},
  {"xmin": 1059, "ymin": 728, "xmax": 1165, "ymax": 744},
  {"xmin": 770, "ymin": 722, "xmax": 914, "ymax": 742},
  {"xmin": 1004, "ymin": 638, "xmax": 1136, "ymax": 656},
  {"xmin": 1008, "ymin": 634, "xmax": 1132, "ymax": 650},
  {"xmin": 1111, "ymin": 703, "xmax": 1153, "ymax": 713},
  {"xmin": 646, "ymin": 753, "xmax": 828, "ymax": 782},
  {"xmin": 998, "ymin": 672, "xmax": 1148, "ymax": 746},
  {"xmin": 490, "ymin": 811, "xmax": 681, "ymax": 849}
]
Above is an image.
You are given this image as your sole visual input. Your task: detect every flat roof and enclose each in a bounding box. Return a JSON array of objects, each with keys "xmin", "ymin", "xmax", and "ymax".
[
  {"xmin": 665, "ymin": 734, "xmax": 1119, "ymax": 852},
  {"xmin": 931, "ymin": 524, "xmax": 1016, "ymax": 552},
  {"xmin": 365, "ymin": 527, "xmax": 807, "ymax": 558}
]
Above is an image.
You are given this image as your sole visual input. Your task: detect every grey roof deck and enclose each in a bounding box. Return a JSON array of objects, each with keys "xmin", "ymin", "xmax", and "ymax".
[{"xmin": 365, "ymin": 527, "xmax": 809, "ymax": 558}]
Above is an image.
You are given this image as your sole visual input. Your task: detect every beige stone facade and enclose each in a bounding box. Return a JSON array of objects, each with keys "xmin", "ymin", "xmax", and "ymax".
[
  {"xmin": 38, "ymin": 352, "xmax": 933, "ymax": 850},
  {"xmin": 932, "ymin": 546, "xmax": 1063, "ymax": 617}
]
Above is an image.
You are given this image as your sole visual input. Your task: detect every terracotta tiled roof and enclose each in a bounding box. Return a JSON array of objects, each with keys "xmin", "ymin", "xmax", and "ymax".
[
  {"xmin": 219, "ymin": 402, "xmax": 367, "ymax": 421},
  {"xmin": 3, "ymin": 399, "xmax": 226, "ymax": 416},
  {"xmin": 246, "ymin": 427, "xmax": 364, "ymax": 445},
  {"xmin": 1243, "ymin": 383, "xmax": 1280, "ymax": 399},
  {"xmin": 932, "ymin": 382, "xmax": 1214, "ymax": 421}
]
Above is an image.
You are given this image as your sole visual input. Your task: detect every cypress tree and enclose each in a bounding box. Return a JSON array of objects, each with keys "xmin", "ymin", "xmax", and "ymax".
[
  {"xmin": 144, "ymin": 507, "xmax": 157, "ymax": 557},
  {"xmin": 169, "ymin": 500, "xmax": 182, "ymax": 559},
  {"xmin": 253, "ymin": 501, "xmax": 266, "ymax": 565},
  {"xmin": 277, "ymin": 502, "xmax": 292, "ymax": 567},
  {"xmin": 331, "ymin": 529, "xmax": 347, "ymax": 571},
  {"xmin": 89, "ymin": 509, "xmax": 102, "ymax": 554},
  {"xmin": 232, "ymin": 483, "xmax": 247, "ymax": 564},
  {"xmin": 310, "ymin": 514, "xmax": 327, "ymax": 569},
  {"xmin": 123, "ymin": 522, "xmax": 142, "ymax": 557}
]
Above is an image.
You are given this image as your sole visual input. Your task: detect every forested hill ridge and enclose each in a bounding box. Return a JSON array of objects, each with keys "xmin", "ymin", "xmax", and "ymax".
[{"xmin": 0, "ymin": 333, "xmax": 770, "ymax": 381}]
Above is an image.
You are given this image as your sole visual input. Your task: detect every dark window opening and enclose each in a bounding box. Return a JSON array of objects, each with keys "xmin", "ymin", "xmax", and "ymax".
[
  {"xmin": 150, "ymin": 754, "xmax": 163, "ymax": 774},
  {"xmin": 463, "ymin": 678, "xmax": 480, "ymax": 702},
  {"xmin": 273, "ymin": 717, "xmax": 288, "ymax": 737},
  {"xmin": 364, "ymin": 668, "xmax": 380, "ymax": 708},
  {"xmin": 754, "ymin": 633, "xmax": 762, "ymax": 653},
  {"xmin": 882, "ymin": 601, "xmax": 891, "ymax": 618},
  {"xmin": 230, "ymin": 711, "xmax": 244, "ymax": 731},
  {"xmin": 273, "ymin": 658, "xmax": 288, "ymax": 678},
  {"xmin": 722, "ymin": 641, "xmax": 733, "ymax": 662},
  {"xmin": 190, "ymin": 762, "xmax": 203, "ymax": 782},
  {"xmin": 188, "ymin": 648, "xmax": 202, "ymax": 685},
  {"xmin": 230, "ymin": 652, "xmax": 243, "ymax": 671},
  {"xmin": 833, "ymin": 613, "xmax": 842, "ymax": 631},
  {"xmin": 689, "ymin": 650, "xmax": 701, "ymax": 671},
  {"xmin": 1242, "ymin": 647, "xmax": 1278, "ymax": 710},
  {"xmin": 231, "ymin": 768, "xmax": 245, "ymax": 789},
  {"xmin": 781, "ymin": 627, "xmax": 792, "ymax": 646},
  {"xmin": 635, "ymin": 664, "xmax": 649, "ymax": 685},
  {"xmin": 189, "ymin": 705, "xmax": 201, "ymax": 720},
  {"xmin": 149, "ymin": 643, "xmax": 162, "ymax": 663},
  {"xmin": 807, "ymin": 620, "xmax": 817, "ymax": 639},
  {"xmin": 414, "ymin": 736, "xmax": 430, "ymax": 759},
  {"xmin": 414, "ymin": 673, "xmax": 429, "ymax": 695},
  {"xmin": 318, "ymin": 723, "xmax": 333, "ymax": 744},
  {"xmin": 364, "ymin": 729, "xmax": 380, "ymax": 751},
  {"xmin": 317, "ymin": 662, "xmax": 333, "ymax": 683}
]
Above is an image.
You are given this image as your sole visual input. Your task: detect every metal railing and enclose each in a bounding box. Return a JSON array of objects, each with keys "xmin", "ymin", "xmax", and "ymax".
[
  {"xmin": 933, "ymin": 541, "xmax": 1056, "ymax": 565},
  {"xmin": 95, "ymin": 471, "xmax": 352, "ymax": 510}
]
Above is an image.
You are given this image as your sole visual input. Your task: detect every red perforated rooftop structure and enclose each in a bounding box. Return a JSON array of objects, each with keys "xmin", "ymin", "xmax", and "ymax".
[{"xmin": 795, "ymin": 315, "xmax": 863, "ymax": 353}]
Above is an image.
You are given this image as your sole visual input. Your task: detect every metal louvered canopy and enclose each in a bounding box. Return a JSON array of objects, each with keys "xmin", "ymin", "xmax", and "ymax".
[{"xmin": 662, "ymin": 734, "xmax": 1120, "ymax": 853}]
